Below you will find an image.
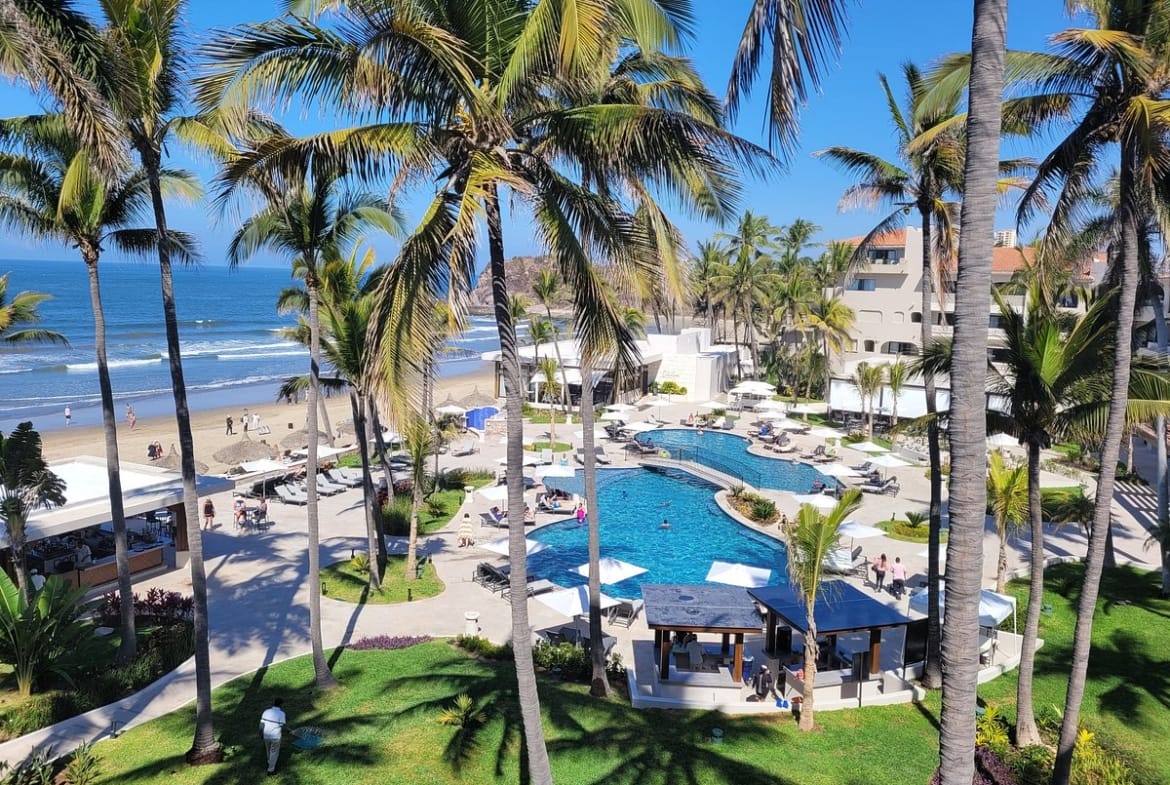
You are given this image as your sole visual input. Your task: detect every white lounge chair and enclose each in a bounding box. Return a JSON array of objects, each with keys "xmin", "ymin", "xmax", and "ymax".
[
  {"xmin": 315, "ymin": 476, "xmax": 346, "ymax": 495},
  {"xmin": 274, "ymin": 484, "xmax": 308, "ymax": 505},
  {"xmin": 326, "ymin": 469, "xmax": 362, "ymax": 488}
]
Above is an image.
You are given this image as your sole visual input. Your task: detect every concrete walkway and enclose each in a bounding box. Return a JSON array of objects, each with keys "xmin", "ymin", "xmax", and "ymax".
[{"xmin": 0, "ymin": 405, "xmax": 1161, "ymax": 765}]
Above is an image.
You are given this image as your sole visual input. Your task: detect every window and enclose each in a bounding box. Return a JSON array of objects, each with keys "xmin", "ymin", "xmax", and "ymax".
[
  {"xmin": 885, "ymin": 342, "xmax": 917, "ymax": 355},
  {"xmin": 867, "ymin": 249, "xmax": 901, "ymax": 264},
  {"xmin": 1056, "ymin": 293, "xmax": 1079, "ymax": 308},
  {"xmin": 847, "ymin": 278, "xmax": 877, "ymax": 291},
  {"xmin": 863, "ymin": 340, "xmax": 875, "ymax": 352},
  {"xmin": 911, "ymin": 312, "xmax": 923, "ymax": 324},
  {"xmin": 989, "ymin": 348, "xmax": 1010, "ymax": 364},
  {"xmin": 851, "ymin": 340, "xmax": 859, "ymax": 352},
  {"xmin": 988, "ymin": 314, "xmax": 1006, "ymax": 329}
]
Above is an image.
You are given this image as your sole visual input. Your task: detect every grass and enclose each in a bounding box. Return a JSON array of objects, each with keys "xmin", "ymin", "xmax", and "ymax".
[
  {"xmin": 521, "ymin": 405, "xmax": 571, "ymax": 425},
  {"xmin": 875, "ymin": 519, "xmax": 948, "ymax": 544},
  {"xmin": 320, "ymin": 556, "xmax": 443, "ymax": 605},
  {"xmin": 524, "ymin": 440, "xmax": 572, "ymax": 453},
  {"xmin": 86, "ymin": 640, "xmax": 944, "ymax": 785},
  {"xmin": 383, "ymin": 489, "xmax": 464, "ymax": 536},
  {"xmin": 978, "ymin": 563, "xmax": 1170, "ymax": 783}
]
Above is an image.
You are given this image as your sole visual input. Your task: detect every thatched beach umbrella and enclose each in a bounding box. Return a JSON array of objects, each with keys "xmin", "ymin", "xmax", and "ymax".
[
  {"xmin": 460, "ymin": 386, "xmax": 498, "ymax": 409},
  {"xmin": 281, "ymin": 429, "xmax": 330, "ymax": 449},
  {"xmin": 213, "ymin": 437, "xmax": 275, "ymax": 465},
  {"xmin": 157, "ymin": 444, "xmax": 208, "ymax": 474}
]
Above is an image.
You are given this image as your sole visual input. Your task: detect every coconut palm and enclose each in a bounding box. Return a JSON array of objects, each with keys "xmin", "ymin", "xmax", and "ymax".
[
  {"xmin": 784, "ymin": 488, "xmax": 862, "ymax": 731},
  {"xmin": 532, "ymin": 270, "xmax": 572, "ymax": 415},
  {"xmin": 816, "ymin": 63, "xmax": 965, "ymax": 688},
  {"xmin": 713, "ymin": 211, "xmax": 780, "ymax": 378},
  {"xmin": 884, "ymin": 358, "xmax": 909, "ymax": 437},
  {"xmin": 536, "ymin": 355, "xmax": 562, "ymax": 444},
  {"xmin": 803, "ymin": 293, "xmax": 855, "ymax": 401},
  {"xmin": 400, "ymin": 414, "xmax": 431, "ymax": 582},
  {"xmin": 0, "ymin": 112, "xmax": 198, "ymax": 663},
  {"xmin": 198, "ymin": 5, "xmax": 763, "ymax": 778},
  {"xmin": 227, "ymin": 168, "xmax": 399, "ymax": 690},
  {"xmin": 0, "ymin": 275, "xmax": 65, "ymax": 347},
  {"xmin": 691, "ymin": 241, "xmax": 724, "ymax": 336},
  {"xmin": 0, "ymin": 422, "xmax": 65, "ymax": 602},
  {"xmin": 850, "ymin": 361, "xmax": 884, "ymax": 439},
  {"xmin": 936, "ymin": 4, "xmax": 1007, "ymax": 782},
  {"xmin": 986, "ymin": 451, "xmax": 1028, "ymax": 593}
]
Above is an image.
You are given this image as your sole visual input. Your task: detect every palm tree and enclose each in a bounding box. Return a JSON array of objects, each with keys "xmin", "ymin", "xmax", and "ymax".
[
  {"xmin": 401, "ymin": 414, "xmax": 431, "ymax": 582},
  {"xmin": 1001, "ymin": 4, "xmax": 1170, "ymax": 770},
  {"xmin": 885, "ymin": 358, "xmax": 908, "ymax": 437},
  {"xmin": 0, "ymin": 112, "xmax": 198, "ymax": 664},
  {"xmin": 536, "ymin": 355, "xmax": 562, "ymax": 445},
  {"xmin": 692, "ymin": 241, "xmax": 723, "ymax": 336},
  {"xmin": 850, "ymin": 362, "xmax": 884, "ymax": 439},
  {"xmin": 784, "ymin": 488, "xmax": 862, "ymax": 731},
  {"xmin": 986, "ymin": 451, "xmax": 1028, "ymax": 593},
  {"xmin": 228, "ymin": 169, "xmax": 399, "ymax": 690},
  {"xmin": 0, "ymin": 422, "xmax": 66, "ymax": 602},
  {"xmin": 532, "ymin": 270, "xmax": 572, "ymax": 416},
  {"xmin": 936, "ymin": 3, "xmax": 1006, "ymax": 782},
  {"xmin": 199, "ymin": 7, "xmax": 762, "ymax": 779},
  {"xmin": 0, "ymin": 274, "xmax": 65, "ymax": 346},
  {"xmin": 803, "ymin": 293, "xmax": 855, "ymax": 401},
  {"xmin": 816, "ymin": 63, "xmax": 964, "ymax": 689},
  {"xmin": 714, "ymin": 211, "xmax": 779, "ymax": 378}
]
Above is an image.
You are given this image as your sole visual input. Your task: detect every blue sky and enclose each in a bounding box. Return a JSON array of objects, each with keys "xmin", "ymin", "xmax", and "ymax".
[{"xmin": 0, "ymin": 1, "xmax": 1073, "ymax": 269}]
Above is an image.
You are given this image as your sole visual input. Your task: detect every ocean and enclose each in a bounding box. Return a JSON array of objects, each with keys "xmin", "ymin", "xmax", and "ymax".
[{"xmin": 0, "ymin": 258, "xmax": 508, "ymax": 433}]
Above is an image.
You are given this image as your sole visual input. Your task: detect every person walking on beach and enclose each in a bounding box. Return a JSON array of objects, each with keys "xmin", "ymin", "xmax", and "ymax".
[
  {"xmin": 64, "ymin": 406, "xmax": 71, "ymax": 427},
  {"xmin": 125, "ymin": 404, "xmax": 136, "ymax": 429},
  {"xmin": 259, "ymin": 697, "xmax": 286, "ymax": 775},
  {"xmin": 226, "ymin": 415, "xmax": 234, "ymax": 435},
  {"xmin": 242, "ymin": 408, "xmax": 250, "ymax": 434},
  {"xmin": 202, "ymin": 498, "xmax": 215, "ymax": 530},
  {"xmin": 252, "ymin": 412, "xmax": 261, "ymax": 432}
]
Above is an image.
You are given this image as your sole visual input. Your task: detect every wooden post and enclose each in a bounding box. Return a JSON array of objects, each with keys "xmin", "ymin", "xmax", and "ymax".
[
  {"xmin": 721, "ymin": 632, "xmax": 730, "ymax": 658},
  {"xmin": 765, "ymin": 610, "xmax": 777, "ymax": 655},
  {"xmin": 732, "ymin": 633, "xmax": 744, "ymax": 682},
  {"xmin": 659, "ymin": 632, "xmax": 671, "ymax": 681},
  {"xmin": 869, "ymin": 627, "xmax": 882, "ymax": 675}
]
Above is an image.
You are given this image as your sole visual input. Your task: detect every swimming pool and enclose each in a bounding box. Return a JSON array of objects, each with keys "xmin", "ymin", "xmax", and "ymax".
[
  {"xmin": 529, "ymin": 467, "xmax": 787, "ymax": 598},
  {"xmin": 636, "ymin": 428, "xmax": 831, "ymax": 492}
]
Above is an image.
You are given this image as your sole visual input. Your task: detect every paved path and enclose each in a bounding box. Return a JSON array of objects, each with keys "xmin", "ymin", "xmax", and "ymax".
[{"xmin": 1, "ymin": 405, "xmax": 1161, "ymax": 765}]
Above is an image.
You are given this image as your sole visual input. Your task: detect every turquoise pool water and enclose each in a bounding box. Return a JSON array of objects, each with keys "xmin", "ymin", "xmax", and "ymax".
[
  {"xmin": 636, "ymin": 428, "xmax": 831, "ymax": 492},
  {"xmin": 529, "ymin": 467, "xmax": 787, "ymax": 598}
]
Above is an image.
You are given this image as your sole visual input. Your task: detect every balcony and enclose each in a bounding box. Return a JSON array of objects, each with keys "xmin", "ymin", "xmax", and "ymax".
[{"xmin": 859, "ymin": 257, "xmax": 908, "ymax": 274}]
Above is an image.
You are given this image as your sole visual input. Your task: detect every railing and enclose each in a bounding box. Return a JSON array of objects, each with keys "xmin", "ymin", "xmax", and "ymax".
[{"xmin": 649, "ymin": 444, "xmax": 770, "ymax": 489}]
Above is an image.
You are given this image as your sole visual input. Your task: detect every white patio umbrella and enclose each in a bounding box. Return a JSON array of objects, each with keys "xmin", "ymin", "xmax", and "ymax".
[
  {"xmin": 731, "ymin": 380, "xmax": 776, "ymax": 394},
  {"xmin": 496, "ymin": 455, "xmax": 541, "ymax": 466},
  {"xmin": 987, "ymin": 432, "xmax": 1019, "ymax": 448},
  {"xmin": 817, "ymin": 463, "xmax": 860, "ymax": 478},
  {"xmin": 791, "ymin": 493, "xmax": 839, "ymax": 510},
  {"xmin": 790, "ymin": 403, "xmax": 820, "ymax": 415},
  {"xmin": 870, "ymin": 453, "xmax": 911, "ymax": 467},
  {"xmin": 477, "ymin": 484, "xmax": 510, "ymax": 502},
  {"xmin": 837, "ymin": 520, "xmax": 886, "ymax": 540},
  {"xmin": 605, "ymin": 403, "xmax": 637, "ymax": 412},
  {"xmin": 600, "ymin": 411, "xmax": 627, "ymax": 422},
  {"xmin": 809, "ymin": 426, "xmax": 845, "ymax": 439},
  {"xmin": 537, "ymin": 586, "xmax": 620, "ymax": 617},
  {"xmin": 536, "ymin": 464, "xmax": 575, "ymax": 479},
  {"xmin": 620, "ymin": 421, "xmax": 658, "ymax": 434},
  {"xmin": 754, "ymin": 399, "xmax": 787, "ymax": 412},
  {"xmin": 572, "ymin": 557, "xmax": 647, "ymax": 584},
  {"xmin": 849, "ymin": 440, "xmax": 889, "ymax": 453},
  {"xmin": 480, "ymin": 537, "xmax": 548, "ymax": 556},
  {"xmin": 909, "ymin": 586, "xmax": 1017, "ymax": 632},
  {"xmin": 435, "ymin": 403, "xmax": 467, "ymax": 416},
  {"xmin": 574, "ymin": 428, "xmax": 609, "ymax": 440},
  {"xmin": 705, "ymin": 560, "xmax": 772, "ymax": 587},
  {"xmin": 696, "ymin": 400, "xmax": 726, "ymax": 411}
]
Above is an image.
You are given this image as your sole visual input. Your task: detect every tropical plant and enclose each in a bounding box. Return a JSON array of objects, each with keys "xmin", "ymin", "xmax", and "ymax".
[
  {"xmin": 936, "ymin": 4, "xmax": 1006, "ymax": 783},
  {"xmin": 803, "ymin": 293, "xmax": 855, "ymax": 400},
  {"xmin": 986, "ymin": 451, "xmax": 1028, "ymax": 593},
  {"xmin": 199, "ymin": 5, "xmax": 763, "ymax": 779},
  {"xmin": 532, "ymin": 270, "xmax": 572, "ymax": 414},
  {"xmin": 0, "ymin": 422, "xmax": 65, "ymax": 601},
  {"xmin": 228, "ymin": 165, "xmax": 399, "ymax": 690},
  {"xmin": 691, "ymin": 241, "xmax": 724, "ymax": 335},
  {"xmin": 536, "ymin": 356, "xmax": 562, "ymax": 444},
  {"xmin": 784, "ymin": 487, "xmax": 862, "ymax": 731},
  {"xmin": 436, "ymin": 693, "xmax": 487, "ymax": 729},
  {"xmin": 0, "ymin": 571, "xmax": 94, "ymax": 696},
  {"xmin": 850, "ymin": 361, "xmax": 884, "ymax": 439},
  {"xmin": 0, "ymin": 273, "xmax": 65, "ymax": 347},
  {"xmin": 401, "ymin": 414, "xmax": 432, "ymax": 583},
  {"xmin": 0, "ymin": 113, "xmax": 198, "ymax": 663},
  {"xmin": 885, "ymin": 358, "xmax": 908, "ymax": 436},
  {"xmin": 711, "ymin": 211, "xmax": 779, "ymax": 378},
  {"xmin": 817, "ymin": 62, "xmax": 966, "ymax": 689}
]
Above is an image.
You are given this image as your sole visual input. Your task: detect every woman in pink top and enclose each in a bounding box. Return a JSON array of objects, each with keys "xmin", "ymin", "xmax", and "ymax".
[
  {"xmin": 575, "ymin": 502, "xmax": 586, "ymax": 527},
  {"xmin": 872, "ymin": 553, "xmax": 888, "ymax": 593},
  {"xmin": 889, "ymin": 557, "xmax": 908, "ymax": 599}
]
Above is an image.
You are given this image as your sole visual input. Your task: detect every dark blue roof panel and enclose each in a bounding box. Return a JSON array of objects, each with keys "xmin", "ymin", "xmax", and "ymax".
[
  {"xmin": 641, "ymin": 584, "xmax": 762, "ymax": 631},
  {"xmin": 748, "ymin": 580, "xmax": 913, "ymax": 634}
]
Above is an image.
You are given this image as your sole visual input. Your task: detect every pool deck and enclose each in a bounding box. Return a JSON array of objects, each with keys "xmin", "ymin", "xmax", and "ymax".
[{"xmin": 0, "ymin": 398, "xmax": 1156, "ymax": 763}]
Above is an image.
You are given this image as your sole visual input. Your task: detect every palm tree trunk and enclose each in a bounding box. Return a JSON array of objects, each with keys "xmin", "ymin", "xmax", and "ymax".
[
  {"xmin": 747, "ymin": 297, "xmax": 760, "ymax": 377},
  {"xmin": 799, "ymin": 611, "xmax": 818, "ymax": 731},
  {"xmin": 937, "ymin": 3, "xmax": 1005, "ymax": 782},
  {"xmin": 1052, "ymin": 144, "xmax": 1141, "ymax": 785},
  {"xmin": 140, "ymin": 147, "xmax": 218, "ymax": 762},
  {"xmin": 369, "ymin": 404, "xmax": 392, "ymax": 569},
  {"xmin": 85, "ymin": 254, "xmax": 136, "ymax": 664},
  {"xmin": 405, "ymin": 463, "xmax": 422, "ymax": 582},
  {"xmin": 545, "ymin": 304, "xmax": 573, "ymax": 420},
  {"xmin": 318, "ymin": 392, "xmax": 334, "ymax": 446},
  {"xmin": 485, "ymin": 187, "xmax": 553, "ymax": 785},
  {"xmin": 921, "ymin": 209, "xmax": 944, "ymax": 689},
  {"xmin": 351, "ymin": 391, "xmax": 380, "ymax": 591},
  {"xmin": 10, "ymin": 528, "xmax": 29, "ymax": 603},
  {"xmin": 305, "ymin": 276, "xmax": 337, "ymax": 689},
  {"xmin": 1014, "ymin": 441, "xmax": 1045, "ymax": 746},
  {"xmin": 732, "ymin": 315, "xmax": 743, "ymax": 378},
  {"xmin": 995, "ymin": 525, "xmax": 1007, "ymax": 594},
  {"xmin": 580, "ymin": 359, "xmax": 609, "ymax": 697},
  {"xmin": 1153, "ymin": 294, "xmax": 1168, "ymax": 594}
]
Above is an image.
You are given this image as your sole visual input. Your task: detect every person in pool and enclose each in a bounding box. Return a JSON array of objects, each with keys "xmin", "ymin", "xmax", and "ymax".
[{"xmin": 660, "ymin": 518, "xmax": 671, "ymax": 529}]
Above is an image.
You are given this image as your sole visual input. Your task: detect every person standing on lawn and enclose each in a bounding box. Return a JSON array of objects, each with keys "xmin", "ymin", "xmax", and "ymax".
[{"xmin": 259, "ymin": 697, "xmax": 286, "ymax": 774}]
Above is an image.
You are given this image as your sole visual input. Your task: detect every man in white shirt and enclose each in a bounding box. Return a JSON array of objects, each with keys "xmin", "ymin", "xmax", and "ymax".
[{"xmin": 259, "ymin": 697, "xmax": 286, "ymax": 775}]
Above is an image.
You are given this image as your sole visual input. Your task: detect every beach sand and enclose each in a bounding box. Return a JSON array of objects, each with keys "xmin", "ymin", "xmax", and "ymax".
[{"xmin": 39, "ymin": 368, "xmax": 498, "ymax": 472}]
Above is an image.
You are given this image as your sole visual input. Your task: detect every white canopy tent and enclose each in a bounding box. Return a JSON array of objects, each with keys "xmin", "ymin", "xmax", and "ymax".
[
  {"xmin": 480, "ymin": 537, "xmax": 547, "ymax": 556},
  {"xmin": 791, "ymin": 493, "xmax": 839, "ymax": 510},
  {"xmin": 537, "ymin": 586, "xmax": 620, "ymax": 617},
  {"xmin": 572, "ymin": 557, "xmax": 647, "ymax": 584},
  {"xmin": 909, "ymin": 586, "xmax": 1018, "ymax": 632},
  {"xmin": 705, "ymin": 560, "xmax": 772, "ymax": 588}
]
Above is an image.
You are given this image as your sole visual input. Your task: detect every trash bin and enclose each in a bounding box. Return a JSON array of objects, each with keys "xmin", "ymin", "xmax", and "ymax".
[
  {"xmin": 741, "ymin": 654, "xmax": 755, "ymax": 684},
  {"xmin": 464, "ymin": 611, "xmax": 480, "ymax": 637}
]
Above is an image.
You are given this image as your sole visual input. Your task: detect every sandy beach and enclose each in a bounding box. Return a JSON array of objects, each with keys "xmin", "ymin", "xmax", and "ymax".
[{"xmin": 39, "ymin": 367, "xmax": 498, "ymax": 472}]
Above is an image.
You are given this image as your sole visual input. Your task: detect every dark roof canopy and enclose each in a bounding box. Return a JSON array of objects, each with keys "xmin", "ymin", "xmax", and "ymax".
[
  {"xmin": 749, "ymin": 580, "xmax": 913, "ymax": 635},
  {"xmin": 641, "ymin": 584, "xmax": 761, "ymax": 633}
]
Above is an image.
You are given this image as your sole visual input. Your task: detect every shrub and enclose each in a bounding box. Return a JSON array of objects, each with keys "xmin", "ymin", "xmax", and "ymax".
[
  {"xmin": 0, "ymin": 747, "xmax": 54, "ymax": 785},
  {"xmin": 61, "ymin": 743, "xmax": 100, "ymax": 785},
  {"xmin": 728, "ymin": 484, "xmax": 745, "ymax": 499},
  {"xmin": 454, "ymin": 635, "xmax": 513, "ymax": 660},
  {"xmin": 438, "ymin": 467, "xmax": 496, "ymax": 490},
  {"xmin": 0, "ymin": 691, "xmax": 79, "ymax": 740},
  {"xmin": 930, "ymin": 746, "xmax": 1018, "ymax": 785},
  {"xmin": 382, "ymin": 498, "xmax": 411, "ymax": 536},
  {"xmin": 975, "ymin": 705, "xmax": 1010, "ymax": 753},
  {"xmin": 436, "ymin": 694, "xmax": 488, "ymax": 728},
  {"xmin": 750, "ymin": 497, "xmax": 777, "ymax": 521},
  {"xmin": 1010, "ymin": 745, "xmax": 1054, "ymax": 785},
  {"xmin": 350, "ymin": 551, "xmax": 370, "ymax": 572},
  {"xmin": 0, "ymin": 572, "xmax": 97, "ymax": 697},
  {"xmin": 425, "ymin": 496, "xmax": 446, "ymax": 517},
  {"xmin": 97, "ymin": 588, "xmax": 193, "ymax": 627},
  {"xmin": 349, "ymin": 635, "xmax": 431, "ymax": 651},
  {"xmin": 532, "ymin": 641, "xmax": 590, "ymax": 681},
  {"xmin": 1071, "ymin": 729, "xmax": 1135, "ymax": 785}
]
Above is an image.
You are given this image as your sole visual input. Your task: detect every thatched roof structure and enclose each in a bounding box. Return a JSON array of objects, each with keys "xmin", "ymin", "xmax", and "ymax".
[
  {"xmin": 213, "ymin": 437, "xmax": 276, "ymax": 464},
  {"xmin": 156, "ymin": 444, "xmax": 209, "ymax": 474}
]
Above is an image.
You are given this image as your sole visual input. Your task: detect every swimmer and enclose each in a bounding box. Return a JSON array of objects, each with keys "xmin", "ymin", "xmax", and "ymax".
[
  {"xmin": 659, "ymin": 500, "xmax": 671, "ymax": 508},
  {"xmin": 660, "ymin": 518, "xmax": 671, "ymax": 529}
]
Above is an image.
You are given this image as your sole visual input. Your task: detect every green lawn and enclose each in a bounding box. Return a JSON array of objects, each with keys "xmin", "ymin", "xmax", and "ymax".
[
  {"xmin": 978, "ymin": 564, "xmax": 1169, "ymax": 783},
  {"xmin": 320, "ymin": 557, "xmax": 443, "ymax": 605},
  {"xmin": 87, "ymin": 641, "xmax": 943, "ymax": 785},
  {"xmin": 875, "ymin": 519, "xmax": 947, "ymax": 544},
  {"xmin": 383, "ymin": 489, "xmax": 464, "ymax": 536},
  {"xmin": 525, "ymin": 440, "xmax": 572, "ymax": 453}
]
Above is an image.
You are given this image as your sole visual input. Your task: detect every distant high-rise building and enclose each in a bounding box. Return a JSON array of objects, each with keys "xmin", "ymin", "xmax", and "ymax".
[{"xmin": 993, "ymin": 229, "xmax": 1018, "ymax": 248}]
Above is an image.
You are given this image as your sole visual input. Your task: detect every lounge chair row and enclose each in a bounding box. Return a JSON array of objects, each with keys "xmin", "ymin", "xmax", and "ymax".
[
  {"xmin": 472, "ymin": 562, "xmax": 557, "ymax": 599},
  {"xmin": 272, "ymin": 468, "xmax": 367, "ymax": 505},
  {"xmin": 859, "ymin": 475, "xmax": 900, "ymax": 496},
  {"xmin": 574, "ymin": 447, "xmax": 610, "ymax": 465},
  {"xmin": 799, "ymin": 444, "xmax": 838, "ymax": 463}
]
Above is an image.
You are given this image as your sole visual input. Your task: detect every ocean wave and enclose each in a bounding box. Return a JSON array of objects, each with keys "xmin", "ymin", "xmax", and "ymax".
[
  {"xmin": 163, "ymin": 340, "xmax": 298, "ymax": 359},
  {"xmin": 216, "ymin": 350, "xmax": 307, "ymax": 360},
  {"xmin": 65, "ymin": 357, "xmax": 162, "ymax": 372}
]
